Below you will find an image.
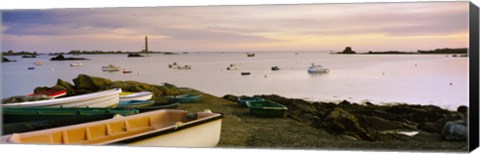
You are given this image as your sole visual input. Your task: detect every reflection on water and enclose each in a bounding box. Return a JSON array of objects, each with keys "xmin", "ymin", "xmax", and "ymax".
[{"xmin": 1, "ymin": 52, "xmax": 469, "ymax": 110}]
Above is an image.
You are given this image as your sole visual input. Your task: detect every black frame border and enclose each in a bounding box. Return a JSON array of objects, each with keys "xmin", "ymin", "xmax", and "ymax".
[{"xmin": 469, "ymin": 1, "xmax": 479, "ymax": 152}]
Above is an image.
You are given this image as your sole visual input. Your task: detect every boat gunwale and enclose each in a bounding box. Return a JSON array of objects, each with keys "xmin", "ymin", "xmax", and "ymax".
[
  {"xmin": 5, "ymin": 109, "xmax": 224, "ymax": 145},
  {"xmin": 3, "ymin": 107, "xmax": 140, "ymax": 116},
  {"xmin": 119, "ymin": 92, "xmax": 153, "ymax": 99},
  {"xmin": 245, "ymin": 100, "xmax": 288, "ymax": 110},
  {"xmin": 110, "ymin": 112, "xmax": 223, "ymax": 144},
  {"xmin": 1, "ymin": 88, "xmax": 121, "ymax": 107}
]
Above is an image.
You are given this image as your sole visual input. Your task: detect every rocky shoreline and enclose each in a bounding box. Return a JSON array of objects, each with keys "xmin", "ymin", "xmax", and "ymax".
[{"xmin": 27, "ymin": 74, "xmax": 468, "ymax": 151}]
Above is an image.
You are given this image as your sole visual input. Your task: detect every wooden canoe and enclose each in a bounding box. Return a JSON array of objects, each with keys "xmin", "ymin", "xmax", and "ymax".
[
  {"xmin": 1, "ymin": 109, "xmax": 223, "ymax": 147},
  {"xmin": 246, "ymin": 100, "xmax": 288, "ymax": 118},
  {"xmin": 1, "ymin": 88, "xmax": 122, "ymax": 108}
]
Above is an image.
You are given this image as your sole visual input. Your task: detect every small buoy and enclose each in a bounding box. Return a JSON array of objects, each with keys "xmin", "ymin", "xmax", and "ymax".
[{"xmin": 450, "ymin": 83, "xmax": 453, "ymax": 86}]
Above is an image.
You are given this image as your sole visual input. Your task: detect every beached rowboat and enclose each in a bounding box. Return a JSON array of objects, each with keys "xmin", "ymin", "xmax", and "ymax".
[
  {"xmin": 121, "ymin": 102, "xmax": 179, "ymax": 113},
  {"xmin": 166, "ymin": 94, "xmax": 202, "ymax": 103},
  {"xmin": 0, "ymin": 109, "xmax": 224, "ymax": 147},
  {"xmin": 246, "ymin": 100, "xmax": 288, "ymax": 118},
  {"xmin": 117, "ymin": 100, "xmax": 155, "ymax": 108},
  {"xmin": 119, "ymin": 91, "xmax": 153, "ymax": 101},
  {"xmin": 26, "ymin": 89, "xmax": 67, "ymax": 98},
  {"xmin": 1, "ymin": 88, "xmax": 122, "ymax": 108},
  {"xmin": 237, "ymin": 96, "xmax": 265, "ymax": 107},
  {"xmin": 3, "ymin": 107, "xmax": 139, "ymax": 123},
  {"xmin": 2, "ymin": 114, "xmax": 119, "ymax": 135}
]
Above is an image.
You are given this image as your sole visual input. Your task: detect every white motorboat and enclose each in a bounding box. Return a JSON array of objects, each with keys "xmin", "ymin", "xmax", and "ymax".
[
  {"xmin": 102, "ymin": 64, "xmax": 120, "ymax": 71},
  {"xmin": 307, "ymin": 63, "xmax": 330, "ymax": 73}
]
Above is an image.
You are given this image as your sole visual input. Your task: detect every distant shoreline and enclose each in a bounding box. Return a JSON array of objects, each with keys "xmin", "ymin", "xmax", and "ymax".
[{"xmin": 335, "ymin": 47, "xmax": 468, "ymax": 55}]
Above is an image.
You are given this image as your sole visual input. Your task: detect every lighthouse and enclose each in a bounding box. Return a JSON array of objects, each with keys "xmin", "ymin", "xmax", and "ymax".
[{"xmin": 144, "ymin": 36, "xmax": 148, "ymax": 52}]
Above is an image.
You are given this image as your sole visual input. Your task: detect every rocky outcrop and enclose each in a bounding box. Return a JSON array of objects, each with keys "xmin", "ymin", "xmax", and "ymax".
[
  {"xmin": 337, "ymin": 46, "xmax": 356, "ymax": 54},
  {"xmin": 226, "ymin": 94, "xmax": 465, "ymax": 142},
  {"xmin": 50, "ymin": 54, "xmax": 88, "ymax": 61},
  {"xmin": 34, "ymin": 74, "xmax": 181, "ymax": 102},
  {"xmin": 2, "ymin": 56, "xmax": 15, "ymax": 62},
  {"xmin": 73, "ymin": 74, "xmax": 113, "ymax": 93}
]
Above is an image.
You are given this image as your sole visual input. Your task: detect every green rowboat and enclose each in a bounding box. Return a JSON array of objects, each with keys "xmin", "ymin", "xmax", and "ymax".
[
  {"xmin": 3, "ymin": 107, "xmax": 139, "ymax": 123},
  {"xmin": 166, "ymin": 94, "xmax": 202, "ymax": 103},
  {"xmin": 245, "ymin": 100, "xmax": 288, "ymax": 118},
  {"xmin": 117, "ymin": 100, "xmax": 155, "ymax": 108},
  {"xmin": 117, "ymin": 102, "xmax": 179, "ymax": 113},
  {"xmin": 237, "ymin": 96, "xmax": 265, "ymax": 107},
  {"xmin": 2, "ymin": 114, "xmax": 118, "ymax": 135}
]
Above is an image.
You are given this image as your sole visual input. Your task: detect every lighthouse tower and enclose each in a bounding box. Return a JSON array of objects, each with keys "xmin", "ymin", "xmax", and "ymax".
[{"xmin": 144, "ymin": 36, "xmax": 148, "ymax": 52}]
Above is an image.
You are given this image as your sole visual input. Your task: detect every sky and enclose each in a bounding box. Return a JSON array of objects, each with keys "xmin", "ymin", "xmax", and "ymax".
[{"xmin": 1, "ymin": 1, "xmax": 470, "ymax": 53}]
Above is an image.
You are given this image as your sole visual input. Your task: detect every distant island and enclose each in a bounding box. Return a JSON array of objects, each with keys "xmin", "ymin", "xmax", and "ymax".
[
  {"xmin": 50, "ymin": 54, "xmax": 89, "ymax": 61},
  {"xmin": 67, "ymin": 50, "xmax": 180, "ymax": 55},
  {"xmin": 336, "ymin": 46, "xmax": 356, "ymax": 54},
  {"xmin": 2, "ymin": 50, "xmax": 38, "ymax": 56},
  {"xmin": 335, "ymin": 47, "xmax": 468, "ymax": 55}
]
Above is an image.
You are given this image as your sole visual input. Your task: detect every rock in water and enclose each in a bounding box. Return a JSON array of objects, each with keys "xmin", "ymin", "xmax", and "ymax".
[{"xmin": 441, "ymin": 120, "xmax": 467, "ymax": 141}]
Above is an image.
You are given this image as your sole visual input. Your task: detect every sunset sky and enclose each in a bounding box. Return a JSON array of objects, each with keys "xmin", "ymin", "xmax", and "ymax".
[{"xmin": 1, "ymin": 1, "xmax": 469, "ymax": 53}]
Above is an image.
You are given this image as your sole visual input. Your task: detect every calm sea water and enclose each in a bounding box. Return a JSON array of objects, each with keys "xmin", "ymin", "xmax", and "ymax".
[{"xmin": 1, "ymin": 52, "xmax": 468, "ymax": 110}]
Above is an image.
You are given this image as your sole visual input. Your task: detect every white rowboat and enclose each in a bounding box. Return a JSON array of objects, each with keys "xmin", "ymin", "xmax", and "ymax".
[
  {"xmin": 120, "ymin": 91, "xmax": 153, "ymax": 101},
  {"xmin": 1, "ymin": 88, "xmax": 122, "ymax": 108}
]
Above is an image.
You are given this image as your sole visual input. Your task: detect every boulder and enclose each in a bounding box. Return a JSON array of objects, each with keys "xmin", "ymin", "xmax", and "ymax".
[
  {"xmin": 73, "ymin": 74, "xmax": 112, "ymax": 92},
  {"xmin": 55, "ymin": 79, "xmax": 76, "ymax": 96},
  {"xmin": 441, "ymin": 120, "xmax": 467, "ymax": 141},
  {"xmin": 222, "ymin": 94, "xmax": 239, "ymax": 102},
  {"xmin": 322, "ymin": 107, "xmax": 376, "ymax": 141}
]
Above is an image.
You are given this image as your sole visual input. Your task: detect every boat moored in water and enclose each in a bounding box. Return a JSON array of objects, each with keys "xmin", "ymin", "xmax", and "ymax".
[
  {"xmin": 307, "ymin": 63, "xmax": 330, "ymax": 73},
  {"xmin": 102, "ymin": 65, "xmax": 120, "ymax": 72},
  {"xmin": 70, "ymin": 62, "xmax": 83, "ymax": 67},
  {"xmin": 271, "ymin": 66, "xmax": 280, "ymax": 71}
]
